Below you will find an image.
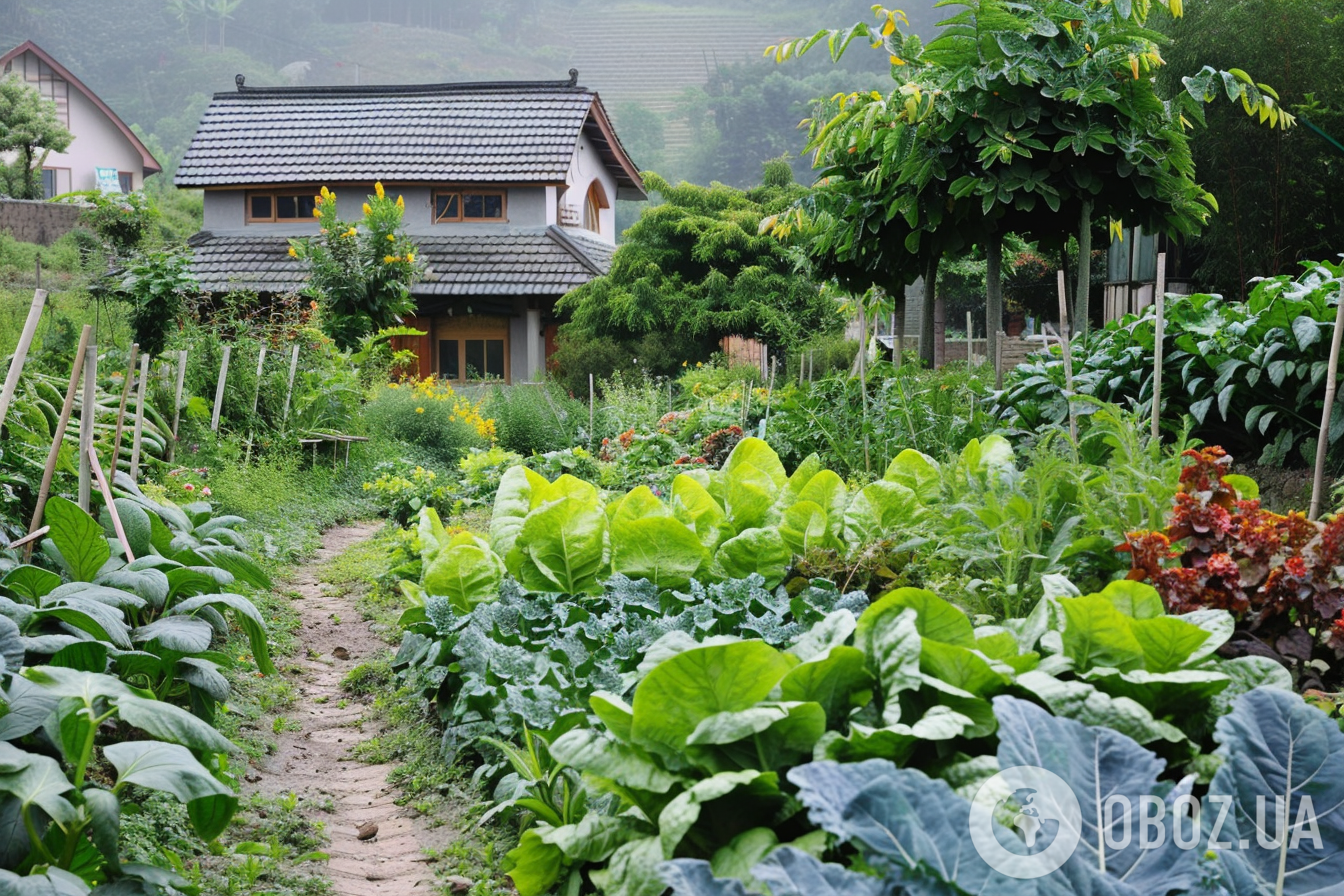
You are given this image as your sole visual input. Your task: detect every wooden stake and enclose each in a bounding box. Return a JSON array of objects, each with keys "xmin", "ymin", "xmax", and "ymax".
[
  {"xmin": 27, "ymin": 325, "xmax": 91, "ymax": 545},
  {"xmin": 129, "ymin": 353, "xmax": 150, "ymax": 482},
  {"xmin": 282, "ymin": 344, "xmax": 300, "ymax": 425},
  {"xmin": 246, "ymin": 346, "xmax": 267, "ymax": 463},
  {"xmin": 210, "ymin": 345, "xmax": 231, "ymax": 432},
  {"xmin": 168, "ymin": 349, "xmax": 187, "ymax": 462},
  {"xmin": 1310, "ymin": 282, "xmax": 1344, "ymax": 518},
  {"xmin": 110, "ymin": 344, "xmax": 139, "ymax": 476},
  {"xmin": 762, "ymin": 356, "xmax": 778, "ymax": 437},
  {"xmin": 1151, "ymin": 253, "xmax": 1167, "ymax": 444},
  {"xmin": 966, "ymin": 311, "xmax": 974, "ymax": 365},
  {"xmin": 1057, "ymin": 270, "xmax": 1077, "ymax": 442},
  {"xmin": 89, "ymin": 446, "xmax": 134, "ymax": 562},
  {"xmin": 0, "ymin": 289, "xmax": 47, "ymax": 433},
  {"xmin": 588, "ymin": 373, "xmax": 595, "ymax": 445},
  {"xmin": 995, "ymin": 330, "xmax": 1004, "ymax": 390},
  {"xmin": 78, "ymin": 342, "xmax": 97, "ymax": 511}
]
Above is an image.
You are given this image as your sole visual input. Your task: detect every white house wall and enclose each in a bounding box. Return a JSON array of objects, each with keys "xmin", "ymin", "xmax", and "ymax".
[
  {"xmin": 561, "ymin": 131, "xmax": 617, "ymax": 244},
  {"xmin": 9, "ymin": 53, "xmax": 147, "ymax": 193}
]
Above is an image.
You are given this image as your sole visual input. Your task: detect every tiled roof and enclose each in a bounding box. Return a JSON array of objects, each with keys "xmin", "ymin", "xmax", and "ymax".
[
  {"xmin": 176, "ymin": 77, "xmax": 643, "ymax": 196},
  {"xmin": 187, "ymin": 227, "xmax": 614, "ymax": 297}
]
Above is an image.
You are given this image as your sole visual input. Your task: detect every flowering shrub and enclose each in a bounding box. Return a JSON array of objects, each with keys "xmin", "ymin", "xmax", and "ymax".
[
  {"xmin": 288, "ymin": 182, "xmax": 422, "ymax": 349},
  {"xmin": 364, "ymin": 376, "xmax": 493, "ymax": 464},
  {"xmin": 1122, "ymin": 446, "xmax": 1344, "ymax": 688}
]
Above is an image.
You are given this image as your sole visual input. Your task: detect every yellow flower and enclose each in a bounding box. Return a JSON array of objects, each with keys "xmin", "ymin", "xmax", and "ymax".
[
  {"xmin": 312, "ymin": 208, "xmax": 322, "ymax": 218},
  {"xmin": 375, "ymin": 181, "xmax": 385, "ymax": 199},
  {"xmin": 388, "ymin": 382, "xmax": 399, "ymax": 389},
  {"xmin": 396, "ymin": 195, "xmax": 404, "ymax": 209},
  {"xmin": 344, "ymin": 227, "xmax": 357, "ymax": 237},
  {"xmin": 363, "ymin": 202, "xmax": 372, "ymax": 216},
  {"xmin": 387, "ymin": 234, "xmax": 395, "ymax": 242},
  {"xmin": 415, "ymin": 407, "xmax": 424, "ymax": 414},
  {"xmin": 682, "ymin": 360, "xmax": 688, "ymax": 367},
  {"xmin": 320, "ymin": 186, "xmax": 330, "ymax": 198},
  {"xmin": 384, "ymin": 255, "xmax": 397, "ymax": 264},
  {"xmin": 287, "ymin": 246, "xmax": 297, "ymax": 257},
  {"xmin": 406, "ymin": 252, "xmax": 415, "ymax": 263}
]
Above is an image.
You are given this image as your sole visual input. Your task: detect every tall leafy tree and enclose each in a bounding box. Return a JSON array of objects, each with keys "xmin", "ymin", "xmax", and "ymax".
[
  {"xmin": 772, "ymin": 0, "xmax": 1291, "ymax": 365},
  {"xmin": 556, "ymin": 166, "xmax": 842, "ymax": 378},
  {"xmin": 0, "ymin": 76, "xmax": 73, "ymax": 199}
]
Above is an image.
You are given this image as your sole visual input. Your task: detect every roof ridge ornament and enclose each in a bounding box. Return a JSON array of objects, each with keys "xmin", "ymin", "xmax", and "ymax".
[
  {"xmin": 568, "ymin": 69, "xmax": 578, "ymax": 87},
  {"xmin": 235, "ymin": 74, "xmax": 245, "ymax": 91}
]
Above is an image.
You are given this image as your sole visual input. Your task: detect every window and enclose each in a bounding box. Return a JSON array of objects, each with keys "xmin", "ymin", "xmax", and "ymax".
[
  {"xmin": 8, "ymin": 55, "xmax": 69, "ymax": 126},
  {"xmin": 434, "ymin": 189, "xmax": 506, "ymax": 223},
  {"xmin": 118, "ymin": 172, "xmax": 134, "ymax": 194},
  {"xmin": 583, "ymin": 181, "xmax": 609, "ymax": 233},
  {"xmin": 247, "ymin": 191, "xmax": 319, "ymax": 223},
  {"xmin": 435, "ymin": 317, "xmax": 509, "ymax": 382},
  {"xmin": 41, "ymin": 169, "xmax": 57, "ymax": 200}
]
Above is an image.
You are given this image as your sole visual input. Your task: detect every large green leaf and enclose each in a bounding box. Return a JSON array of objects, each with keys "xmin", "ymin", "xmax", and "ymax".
[
  {"xmin": 104, "ymin": 741, "xmax": 235, "ymax": 839},
  {"xmin": 1207, "ymin": 688, "xmax": 1344, "ymax": 895},
  {"xmin": 422, "ymin": 532, "xmax": 505, "ymax": 614},
  {"xmin": 854, "ymin": 605, "xmax": 922, "ymax": 726},
  {"xmin": 44, "ymin": 496, "xmax": 111, "ymax": 583},
  {"xmin": 191, "ymin": 545, "xmax": 272, "ymax": 590},
  {"xmin": 657, "ymin": 770, "xmax": 766, "ymax": 857},
  {"xmin": 506, "ymin": 828, "xmax": 565, "ymax": 896},
  {"xmin": 109, "ymin": 499, "xmax": 153, "ymax": 559},
  {"xmin": 882, "ymin": 449, "xmax": 941, "ymax": 504},
  {"xmin": 779, "ymin": 645, "xmax": 870, "ymax": 727},
  {"xmin": 793, "ymin": 470, "xmax": 849, "ymax": 543},
  {"xmin": 721, "ymin": 438, "xmax": 787, "ymax": 490},
  {"xmin": 671, "ymin": 474, "xmax": 731, "ymax": 552},
  {"xmin": 512, "ymin": 493, "xmax": 608, "ymax": 594},
  {"xmin": 1058, "ymin": 594, "xmax": 1147, "ymax": 672},
  {"xmin": 112, "ymin": 693, "xmax": 236, "ymax": 754},
  {"xmin": 610, "ymin": 488, "xmax": 708, "ymax": 590},
  {"xmin": 2, "ymin": 566, "xmax": 62, "ymax": 603},
  {"xmin": 841, "ymin": 480, "xmax": 922, "ymax": 546},
  {"xmin": 31, "ymin": 599, "xmax": 132, "ymax": 650},
  {"xmin": 631, "ymin": 642, "xmax": 792, "ymax": 768},
  {"xmin": 550, "ymin": 730, "xmax": 684, "ymax": 794},
  {"xmin": 0, "ymin": 615, "xmax": 22, "ymax": 673},
  {"xmin": 0, "ymin": 743, "xmax": 76, "ymax": 827},
  {"xmin": 859, "ymin": 588, "xmax": 974, "ymax": 648},
  {"xmin": 719, "ymin": 461, "xmax": 780, "ymax": 534},
  {"xmin": 712, "ymin": 528, "xmax": 791, "ymax": 589},
  {"xmin": 490, "ymin": 465, "xmax": 552, "ymax": 558},
  {"xmin": 168, "ymin": 593, "xmax": 275, "ymax": 675},
  {"xmin": 133, "ymin": 617, "xmax": 213, "ymax": 654}
]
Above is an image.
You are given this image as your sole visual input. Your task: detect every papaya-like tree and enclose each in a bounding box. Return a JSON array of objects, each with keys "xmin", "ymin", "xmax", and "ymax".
[{"xmin": 771, "ymin": 0, "xmax": 1293, "ymax": 365}]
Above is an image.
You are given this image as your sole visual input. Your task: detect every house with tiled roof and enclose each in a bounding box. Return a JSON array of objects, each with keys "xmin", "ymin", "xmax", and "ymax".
[
  {"xmin": 1, "ymin": 41, "xmax": 161, "ymax": 196},
  {"xmin": 177, "ymin": 71, "xmax": 645, "ymax": 383}
]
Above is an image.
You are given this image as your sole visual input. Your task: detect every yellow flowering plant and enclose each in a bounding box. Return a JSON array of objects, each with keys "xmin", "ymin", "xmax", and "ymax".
[{"xmin": 287, "ymin": 182, "xmax": 425, "ymax": 349}]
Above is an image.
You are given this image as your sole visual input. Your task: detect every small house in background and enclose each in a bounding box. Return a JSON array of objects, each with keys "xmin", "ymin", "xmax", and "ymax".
[
  {"xmin": 177, "ymin": 71, "xmax": 645, "ymax": 384},
  {"xmin": 1103, "ymin": 225, "xmax": 1196, "ymax": 320},
  {"xmin": 0, "ymin": 41, "xmax": 161, "ymax": 196}
]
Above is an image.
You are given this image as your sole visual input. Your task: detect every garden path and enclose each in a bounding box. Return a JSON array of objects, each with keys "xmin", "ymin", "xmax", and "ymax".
[{"xmin": 252, "ymin": 522, "xmax": 449, "ymax": 895}]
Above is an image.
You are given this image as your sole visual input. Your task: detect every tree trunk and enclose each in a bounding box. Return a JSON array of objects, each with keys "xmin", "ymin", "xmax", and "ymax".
[
  {"xmin": 1074, "ymin": 199, "xmax": 1094, "ymax": 337},
  {"xmin": 986, "ymin": 233, "xmax": 1003, "ymax": 375},
  {"xmin": 933, "ymin": 292, "xmax": 946, "ymax": 367},
  {"xmin": 921, "ymin": 254, "xmax": 940, "ymax": 367}
]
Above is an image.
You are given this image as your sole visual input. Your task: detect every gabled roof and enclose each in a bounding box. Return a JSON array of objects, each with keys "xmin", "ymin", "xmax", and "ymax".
[
  {"xmin": 187, "ymin": 226, "xmax": 615, "ymax": 296},
  {"xmin": 175, "ymin": 73, "xmax": 645, "ymax": 200},
  {"xmin": 0, "ymin": 41, "xmax": 161, "ymax": 176}
]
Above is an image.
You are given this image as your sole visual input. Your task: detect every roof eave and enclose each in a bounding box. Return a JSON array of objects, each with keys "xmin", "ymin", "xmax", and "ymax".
[{"xmin": 583, "ymin": 94, "xmax": 646, "ymax": 200}]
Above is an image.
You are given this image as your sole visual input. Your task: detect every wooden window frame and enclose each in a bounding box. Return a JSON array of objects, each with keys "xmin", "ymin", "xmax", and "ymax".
[
  {"xmin": 246, "ymin": 190, "xmax": 321, "ymax": 223},
  {"xmin": 583, "ymin": 181, "xmax": 609, "ymax": 233},
  {"xmin": 41, "ymin": 167, "xmax": 70, "ymax": 199},
  {"xmin": 433, "ymin": 189, "xmax": 507, "ymax": 223},
  {"xmin": 434, "ymin": 316, "xmax": 510, "ymax": 383},
  {"xmin": 117, "ymin": 171, "xmax": 134, "ymax": 194}
]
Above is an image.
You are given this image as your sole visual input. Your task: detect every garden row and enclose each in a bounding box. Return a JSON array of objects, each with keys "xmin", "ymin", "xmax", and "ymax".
[
  {"xmin": 383, "ymin": 428, "xmax": 1344, "ymax": 896},
  {"xmin": 0, "ymin": 470, "xmax": 281, "ymax": 892}
]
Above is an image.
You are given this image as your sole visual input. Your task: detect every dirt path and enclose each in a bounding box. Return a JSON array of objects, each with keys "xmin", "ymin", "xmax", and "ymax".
[{"xmin": 255, "ymin": 522, "xmax": 448, "ymax": 895}]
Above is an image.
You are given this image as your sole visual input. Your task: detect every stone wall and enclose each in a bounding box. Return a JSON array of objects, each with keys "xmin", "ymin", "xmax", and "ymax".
[{"xmin": 0, "ymin": 199, "xmax": 82, "ymax": 246}]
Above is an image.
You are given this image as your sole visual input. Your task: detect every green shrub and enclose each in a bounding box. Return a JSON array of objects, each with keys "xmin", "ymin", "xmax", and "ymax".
[
  {"xmin": 486, "ymin": 383, "xmax": 582, "ymax": 455},
  {"xmin": 363, "ymin": 380, "xmax": 487, "ymax": 465}
]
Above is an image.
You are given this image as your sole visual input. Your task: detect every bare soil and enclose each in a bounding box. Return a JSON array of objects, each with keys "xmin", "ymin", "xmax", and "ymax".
[{"xmin": 254, "ymin": 522, "xmax": 450, "ymax": 895}]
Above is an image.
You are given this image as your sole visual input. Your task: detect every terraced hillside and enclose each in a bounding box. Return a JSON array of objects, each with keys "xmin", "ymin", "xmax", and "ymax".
[{"xmin": 557, "ymin": 3, "xmax": 815, "ymax": 151}]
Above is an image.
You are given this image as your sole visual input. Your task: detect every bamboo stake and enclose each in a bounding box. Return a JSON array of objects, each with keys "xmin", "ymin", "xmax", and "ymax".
[
  {"xmin": 27, "ymin": 325, "xmax": 91, "ymax": 546},
  {"xmin": 1151, "ymin": 253, "xmax": 1167, "ymax": 444},
  {"xmin": 1057, "ymin": 270, "xmax": 1077, "ymax": 442},
  {"xmin": 858, "ymin": 303, "xmax": 870, "ymax": 475},
  {"xmin": 0, "ymin": 289, "xmax": 47, "ymax": 433},
  {"xmin": 966, "ymin": 311, "xmax": 974, "ymax": 365},
  {"xmin": 1310, "ymin": 281, "xmax": 1344, "ymax": 518},
  {"xmin": 89, "ymin": 446, "xmax": 134, "ymax": 561},
  {"xmin": 245, "ymin": 346, "xmax": 267, "ymax": 463},
  {"xmin": 109, "ymin": 344, "xmax": 139, "ymax": 476},
  {"xmin": 281, "ymin": 344, "xmax": 300, "ymax": 425},
  {"xmin": 168, "ymin": 349, "xmax": 187, "ymax": 462},
  {"xmin": 995, "ymin": 330, "xmax": 1004, "ymax": 390},
  {"xmin": 129, "ymin": 354, "xmax": 150, "ymax": 483},
  {"xmin": 588, "ymin": 372, "xmax": 595, "ymax": 446},
  {"xmin": 78, "ymin": 342, "xmax": 97, "ymax": 511},
  {"xmin": 210, "ymin": 345, "xmax": 231, "ymax": 432},
  {"xmin": 762, "ymin": 356, "xmax": 778, "ymax": 437}
]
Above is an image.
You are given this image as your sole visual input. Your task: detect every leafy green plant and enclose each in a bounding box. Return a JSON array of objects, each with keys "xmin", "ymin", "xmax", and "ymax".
[
  {"xmin": 110, "ymin": 246, "xmax": 199, "ymax": 358},
  {"xmin": 488, "ymin": 384, "xmax": 584, "ymax": 457},
  {"xmin": 363, "ymin": 379, "xmax": 490, "ymax": 466},
  {"xmin": 997, "ymin": 260, "xmax": 1344, "ymax": 465},
  {"xmin": 661, "ymin": 687, "xmax": 1343, "ymax": 896}
]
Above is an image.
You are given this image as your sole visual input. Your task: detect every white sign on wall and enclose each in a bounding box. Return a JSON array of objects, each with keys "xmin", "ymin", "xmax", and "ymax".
[{"xmin": 94, "ymin": 167, "xmax": 121, "ymax": 193}]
